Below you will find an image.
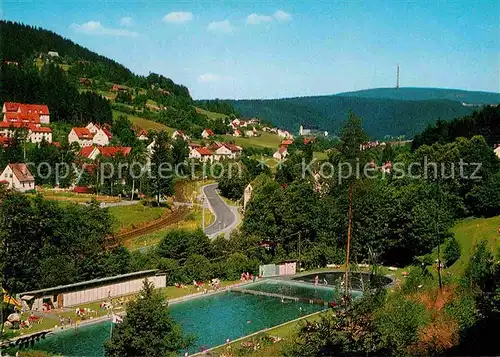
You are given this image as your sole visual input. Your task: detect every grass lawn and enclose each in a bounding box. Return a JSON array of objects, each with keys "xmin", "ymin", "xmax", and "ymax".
[
  {"xmin": 222, "ymin": 132, "xmax": 282, "ymax": 149},
  {"xmin": 35, "ymin": 190, "xmax": 120, "ymax": 204},
  {"xmin": 313, "ymin": 151, "xmax": 329, "ymax": 161},
  {"xmin": 447, "ymin": 215, "xmax": 499, "ymax": 275},
  {"xmin": 112, "ymin": 109, "xmax": 172, "ymax": 132},
  {"xmin": 127, "ymin": 205, "xmax": 214, "ymax": 250},
  {"xmin": 196, "ymin": 107, "xmax": 228, "ymax": 120},
  {"xmin": 108, "ymin": 203, "xmax": 167, "ymax": 233}
]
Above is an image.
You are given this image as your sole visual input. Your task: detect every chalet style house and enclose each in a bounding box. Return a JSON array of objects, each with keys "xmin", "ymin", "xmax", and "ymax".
[{"xmin": 0, "ymin": 163, "xmax": 35, "ymax": 192}]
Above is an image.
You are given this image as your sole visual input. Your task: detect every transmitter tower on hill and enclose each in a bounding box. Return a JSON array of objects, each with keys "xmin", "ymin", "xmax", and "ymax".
[{"xmin": 396, "ymin": 64, "xmax": 400, "ymax": 89}]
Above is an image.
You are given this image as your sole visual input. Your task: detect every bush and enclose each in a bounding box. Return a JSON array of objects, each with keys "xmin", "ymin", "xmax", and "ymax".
[
  {"xmin": 443, "ymin": 237, "xmax": 461, "ymax": 267},
  {"xmin": 184, "ymin": 254, "xmax": 212, "ymax": 282}
]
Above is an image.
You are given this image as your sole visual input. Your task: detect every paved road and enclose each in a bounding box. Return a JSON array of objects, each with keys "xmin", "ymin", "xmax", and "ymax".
[{"xmin": 202, "ymin": 183, "xmax": 240, "ymax": 238}]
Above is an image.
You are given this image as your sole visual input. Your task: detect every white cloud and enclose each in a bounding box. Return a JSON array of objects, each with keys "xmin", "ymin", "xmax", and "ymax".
[
  {"xmin": 273, "ymin": 10, "xmax": 292, "ymax": 22},
  {"xmin": 163, "ymin": 12, "xmax": 193, "ymax": 24},
  {"xmin": 70, "ymin": 21, "xmax": 138, "ymax": 37},
  {"xmin": 207, "ymin": 20, "xmax": 235, "ymax": 33},
  {"xmin": 198, "ymin": 73, "xmax": 232, "ymax": 83},
  {"xmin": 120, "ymin": 17, "xmax": 133, "ymax": 27},
  {"xmin": 246, "ymin": 13, "xmax": 273, "ymax": 25}
]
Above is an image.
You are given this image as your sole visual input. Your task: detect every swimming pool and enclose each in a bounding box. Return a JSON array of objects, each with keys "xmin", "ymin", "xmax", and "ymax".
[{"xmin": 29, "ymin": 288, "xmax": 326, "ymax": 355}]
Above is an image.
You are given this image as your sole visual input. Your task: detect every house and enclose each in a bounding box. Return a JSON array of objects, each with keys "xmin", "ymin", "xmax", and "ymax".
[
  {"xmin": 273, "ymin": 146, "xmax": 288, "ymax": 160},
  {"xmin": 303, "ymin": 137, "xmax": 315, "ymax": 145},
  {"xmin": 79, "ymin": 78, "xmax": 93, "ymax": 86},
  {"xmin": 0, "ymin": 164, "xmax": 35, "ymax": 192},
  {"xmin": 92, "ymin": 127, "xmax": 113, "ymax": 146},
  {"xmin": 360, "ymin": 141, "xmax": 380, "ymax": 151},
  {"xmin": 0, "ymin": 122, "xmax": 29, "ymax": 137},
  {"xmin": 47, "ymin": 51, "xmax": 59, "ymax": 58},
  {"xmin": 2, "ymin": 102, "xmax": 50, "ymax": 125},
  {"xmin": 245, "ymin": 130, "xmax": 255, "ymax": 137},
  {"xmin": 68, "ymin": 128, "xmax": 94, "ymax": 146},
  {"xmin": 239, "ymin": 120, "xmax": 248, "ymax": 128},
  {"xmin": 27, "ymin": 125, "xmax": 52, "ymax": 143},
  {"xmin": 281, "ymin": 139, "xmax": 294, "ymax": 146},
  {"xmin": 201, "ymin": 128, "xmax": 215, "ymax": 139},
  {"xmin": 0, "ymin": 136, "xmax": 11, "ymax": 149},
  {"xmin": 494, "ymin": 144, "xmax": 500, "ymax": 158},
  {"xmin": 111, "ymin": 84, "xmax": 128, "ymax": 92},
  {"xmin": 277, "ymin": 129, "xmax": 292, "ymax": 139},
  {"xmin": 137, "ymin": 130, "xmax": 149, "ymax": 141},
  {"xmin": 382, "ymin": 161, "xmax": 392, "ymax": 173},
  {"xmin": 172, "ymin": 130, "xmax": 189, "ymax": 141},
  {"xmin": 299, "ymin": 125, "xmax": 311, "ymax": 136},
  {"xmin": 79, "ymin": 146, "xmax": 132, "ymax": 160},
  {"xmin": 228, "ymin": 121, "xmax": 239, "ymax": 130},
  {"xmin": 189, "ymin": 147, "xmax": 214, "ymax": 163},
  {"xmin": 248, "ymin": 118, "xmax": 260, "ymax": 125},
  {"xmin": 210, "ymin": 142, "xmax": 242, "ymax": 160},
  {"xmin": 233, "ymin": 129, "xmax": 242, "ymax": 137},
  {"xmin": 69, "ymin": 124, "xmax": 112, "ymax": 146}
]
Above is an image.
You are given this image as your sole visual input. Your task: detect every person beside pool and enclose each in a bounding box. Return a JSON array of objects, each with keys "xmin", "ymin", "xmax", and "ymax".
[{"xmin": 314, "ymin": 275, "xmax": 319, "ymax": 286}]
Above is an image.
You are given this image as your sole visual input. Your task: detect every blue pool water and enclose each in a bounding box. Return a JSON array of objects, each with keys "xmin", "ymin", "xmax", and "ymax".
[{"xmin": 30, "ymin": 289, "xmax": 326, "ymax": 355}]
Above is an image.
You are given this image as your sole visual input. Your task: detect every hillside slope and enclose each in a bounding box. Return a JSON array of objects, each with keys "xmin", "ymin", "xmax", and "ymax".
[
  {"xmin": 337, "ymin": 87, "xmax": 500, "ymax": 105},
  {"xmin": 231, "ymin": 95, "xmax": 476, "ymax": 139}
]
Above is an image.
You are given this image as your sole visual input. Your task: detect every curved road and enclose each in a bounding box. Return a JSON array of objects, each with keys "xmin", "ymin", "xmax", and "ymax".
[{"xmin": 202, "ymin": 183, "xmax": 240, "ymax": 238}]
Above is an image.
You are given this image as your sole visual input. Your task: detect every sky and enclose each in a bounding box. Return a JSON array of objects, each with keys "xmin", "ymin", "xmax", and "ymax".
[{"xmin": 3, "ymin": 0, "xmax": 499, "ymax": 99}]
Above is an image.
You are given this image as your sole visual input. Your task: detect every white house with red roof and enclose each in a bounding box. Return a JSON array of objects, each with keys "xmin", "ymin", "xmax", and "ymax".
[
  {"xmin": 69, "ymin": 123, "xmax": 113, "ymax": 146},
  {"xmin": 210, "ymin": 142, "xmax": 242, "ymax": 160},
  {"xmin": 172, "ymin": 130, "xmax": 189, "ymax": 141},
  {"xmin": 27, "ymin": 125, "xmax": 52, "ymax": 143},
  {"xmin": 233, "ymin": 129, "xmax": 242, "ymax": 137},
  {"xmin": 137, "ymin": 130, "xmax": 149, "ymax": 141},
  {"xmin": 2, "ymin": 102, "xmax": 50, "ymax": 125},
  {"xmin": 189, "ymin": 147, "xmax": 214, "ymax": 162},
  {"xmin": 68, "ymin": 127, "xmax": 94, "ymax": 146},
  {"xmin": 201, "ymin": 128, "xmax": 215, "ymax": 139},
  {"xmin": 0, "ymin": 163, "xmax": 35, "ymax": 192},
  {"xmin": 277, "ymin": 129, "xmax": 292, "ymax": 139},
  {"xmin": 273, "ymin": 146, "xmax": 288, "ymax": 160}
]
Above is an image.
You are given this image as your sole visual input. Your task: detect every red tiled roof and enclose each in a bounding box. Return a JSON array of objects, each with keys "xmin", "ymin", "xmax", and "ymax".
[
  {"xmin": 8, "ymin": 163, "xmax": 34, "ymax": 182},
  {"xmin": 224, "ymin": 143, "xmax": 242, "ymax": 152},
  {"xmin": 3, "ymin": 102, "xmax": 21, "ymax": 112},
  {"xmin": 29, "ymin": 125, "xmax": 52, "ymax": 133},
  {"xmin": 281, "ymin": 139, "xmax": 294, "ymax": 146},
  {"xmin": 189, "ymin": 142, "xmax": 201, "ymax": 148},
  {"xmin": 78, "ymin": 146, "xmax": 96, "ymax": 158},
  {"xmin": 203, "ymin": 128, "xmax": 215, "ymax": 136},
  {"xmin": 0, "ymin": 122, "xmax": 29, "ymax": 129},
  {"xmin": 196, "ymin": 147, "xmax": 213, "ymax": 156},
  {"xmin": 72, "ymin": 127, "xmax": 93, "ymax": 139},
  {"xmin": 101, "ymin": 128, "xmax": 113, "ymax": 139},
  {"xmin": 99, "ymin": 146, "xmax": 132, "ymax": 158},
  {"xmin": 137, "ymin": 130, "xmax": 148, "ymax": 137},
  {"xmin": 278, "ymin": 146, "xmax": 287, "ymax": 154}
]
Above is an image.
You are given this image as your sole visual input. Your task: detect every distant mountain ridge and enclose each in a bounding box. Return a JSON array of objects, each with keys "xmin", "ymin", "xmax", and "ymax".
[
  {"xmin": 337, "ymin": 87, "xmax": 500, "ymax": 105},
  {"xmin": 230, "ymin": 87, "xmax": 500, "ymax": 139}
]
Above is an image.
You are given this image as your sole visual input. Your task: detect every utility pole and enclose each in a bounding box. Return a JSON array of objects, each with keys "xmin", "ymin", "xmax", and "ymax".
[
  {"xmin": 298, "ymin": 231, "xmax": 301, "ymax": 272},
  {"xmin": 344, "ymin": 183, "xmax": 353, "ymax": 300},
  {"xmin": 201, "ymin": 196, "xmax": 205, "ymax": 230}
]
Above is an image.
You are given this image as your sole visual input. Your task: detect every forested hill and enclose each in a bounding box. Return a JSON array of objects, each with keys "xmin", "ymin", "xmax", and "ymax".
[
  {"xmin": 337, "ymin": 87, "xmax": 500, "ymax": 105},
  {"xmin": 230, "ymin": 96, "xmax": 476, "ymax": 139},
  {"xmin": 0, "ymin": 20, "xmax": 190, "ymax": 97}
]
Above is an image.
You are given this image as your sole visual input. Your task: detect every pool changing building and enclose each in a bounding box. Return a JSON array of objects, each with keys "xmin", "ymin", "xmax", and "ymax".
[{"xmin": 18, "ymin": 270, "xmax": 166, "ymax": 310}]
